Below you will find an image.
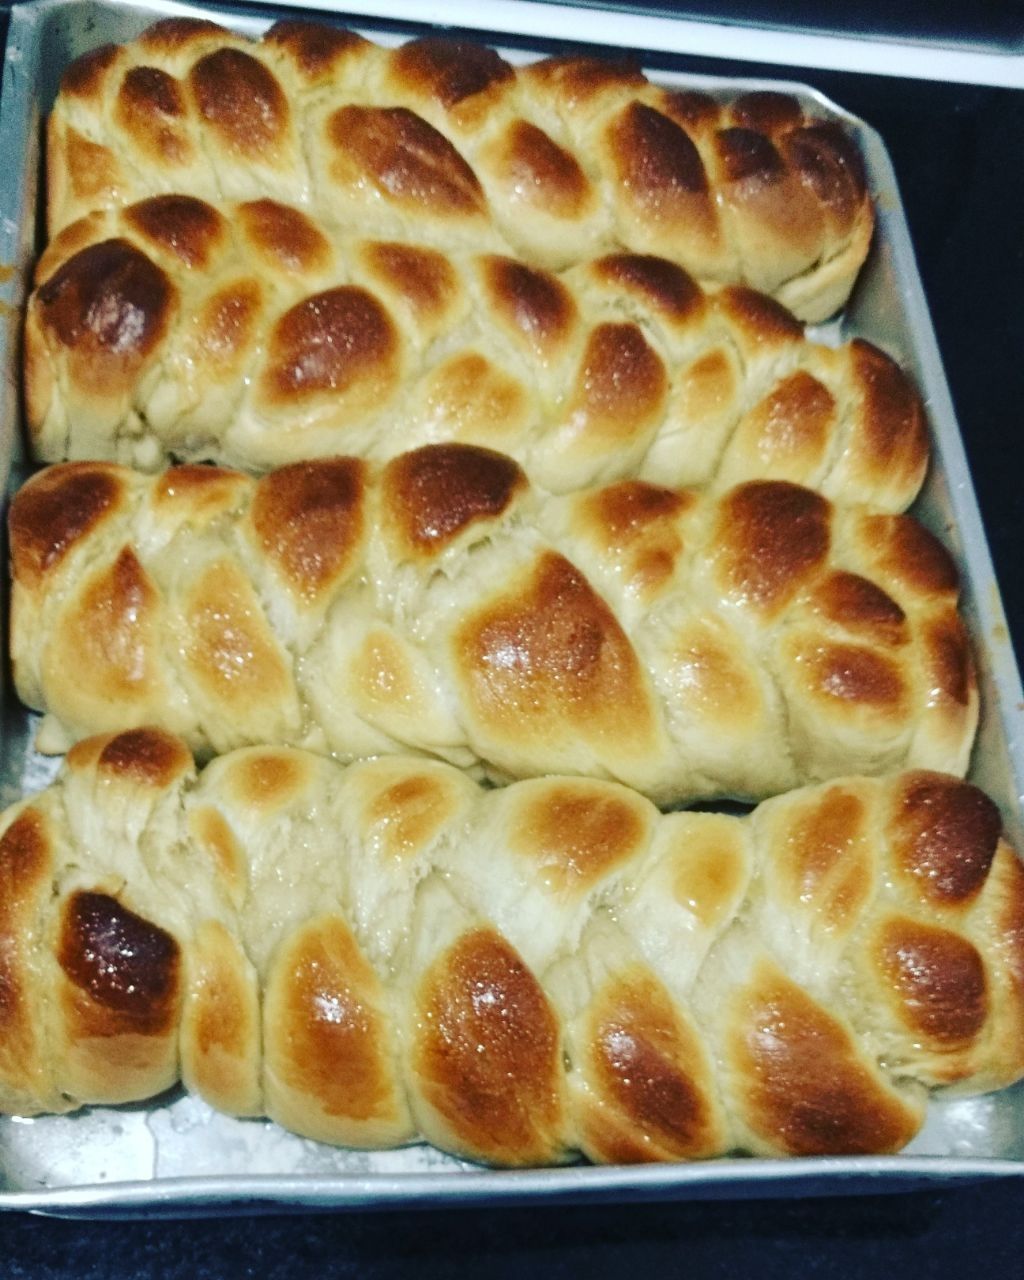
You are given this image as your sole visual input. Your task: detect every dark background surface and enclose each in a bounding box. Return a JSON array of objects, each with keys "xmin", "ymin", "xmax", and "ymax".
[{"xmin": 2, "ymin": 0, "xmax": 1024, "ymax": 1273}]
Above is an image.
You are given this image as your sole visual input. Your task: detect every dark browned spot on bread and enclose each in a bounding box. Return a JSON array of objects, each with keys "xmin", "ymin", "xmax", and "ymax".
[
  {"xmin": 116, "ymin": 68, "xmax": 189, "ymax": 163},
  {"xmin": 273, "ymin": 918, "xmax": 396, "ymax": 1123},
  {"xmin": 731, "ymin": 92, "xmax": 803, "ymax": 134},
  {"xmin": 414, "ymin": 927, "xmax": 563, "ymax": 1165},
  {"xmin": 660, "ymin": 90, "xmax": 719, "ymax": 131},
  {"xmin": 190, "ymin": 49, "xmax": 289, "ymax": 155},
  {"xmin": 811, "ymin": 571, "xmax": 907, "ymax": 645},
  {"xmin": 59, "ymin": 891, "xmax": 179, "ymax": 1033},
  {"xmin": 587, "ymin": 968, "xmax": 719, "ymax": 1160},
  {"xmin": 93, "ymin": 727, "xmax": 191, "ymax": 787},
  {"xmin": 251, "ymin": 458, "xmax": 366, "ymax": 602},
  {"xmin": 328, "ymin": 106, "xmax": 485, "ymax": 215},
  {"xmin": 890, "ymin": 772, "xmax": 1002, "ymax": 905},
  {"xmin": 493, "ymin": 121, "xmax": 591, "ymax": 218},
  {"xmin": 714, "ymin": 481, "xmax": 831, "ymax": 611},
  {"xmin": 513, "ymin": 783, "xmax": 648, "ymax": 891},
  {"xmin": 120, "ymin": 65, "xmax": 184, "ymax": 118},
  {"xmin": 456, "ymin": 552, "xmax": 656, "ymax": 753},
  {"xmin": 851, "ymin": 341, "xmax": 928, "ymax": 471},
  {"xmin": 237, "ymin": 200, "xmax": 331, "ymax": 273},
  {"xmin": 360, "ymin": 241, "xmax": 458, "ymax": 321},
  {"xmin": 925, "ymin": 614, "xmax": 974, "ymax": 709},
  {"xmin": 799, "ymin": 642, "xmax": 907, "ymax": 711},
  {"xmin": 10, "ymin": 464, "xmax": 125, "ymax": 587},
  {"xmin": 139, "ymin": 17, "xmax": 227, "ymax": 52},
  {"xmin": 125, "ymin": 195, "xmax": 226, "ymax": 269},
  {"xmin": 264, "ymin": 287, "xmax": 398, "ymax": 402},
  {"xmin": 732, "ymin": 965, "xmax": 920, "ymax": 1155},
  {"xmin": 384, "ymin": 444, "xmax": 525, "ymax": 556},
  {"xmin": 783, "ymin": 122, "xmax": 868, "ymax": 223},
  {"xmin": 482, "ymin": 257, "xmax": 576, "ymax": 355},
  {"xmin": 866, "ymin": 514, "xmax": 960, "ymax": 596},
  {"xmin": 716, "ymin": 127, "xmax": 786, "ymax": 184},
  {"xmin": 60, "ymin": 43, "xmax": 119, "ymax": 96},
  {"xmin": 588, "ymin": 480, "xmax": 690, "ymax": 544},
  {"xmin": 263, "ymin": 19, "xmax": 370, "ymax": 77},
  {"xmin": 876, "ymin": 916, "xmax": 988, "ymax": 1047},
  {"xmin": 716, "ymin": 286, "xmax": 805, "ymax": 343},
  {"xmin": 611, "ymin": 102, "xmax": 710, "ymax": 199},
  {"xmin": 35, "ymin": 238, "xmax": 173, "ymax": 363},
  {"xmin": 594, "ymin": 254, "xmax": 705, "ymax": 323},
  {"xmin": 390, "ymin": 37, "xmax": 514, "ymax": 108},
  {"xmin": 527, "ymin": 54, "xmax": 645, "ymax": 103}
]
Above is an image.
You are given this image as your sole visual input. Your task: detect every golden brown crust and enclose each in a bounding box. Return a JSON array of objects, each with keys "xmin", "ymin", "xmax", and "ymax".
[
  {"xmin": 189, "ymin": 49, "xmax": 290, "ymax": 159},
  {"xmin": 875, "ymin": 917, "xmax": 988, "ymax": 1049},
  {"xmin": 46, "ymin": 21, "xmax": 874, "ymax": 320},
  {"xmin": 9, "ymin": 452, "xmax": 975, "ymax": 800},
  {"xmin": 9, "ymin": 462, "xmax": 128, "ymax": 589},
  {"xmin": 237, "ymin": 200, "xmax": 332, "ymax": 275},
  {"xmin": 26, "ymin": 199, "xmax": 919, "ymax": 507},
  {"xmin": 383, "ymin": 444, "xmax": 526, "ymax": 556},
  {"xmin": 264, "ymin": 917, "xmax": 406, "ymax": 1145},
  {"xmin": 263, "ymin": 19, "xmax": 370, "ymax": 81},
  {"xmin": 262, "ymin": 286, "xmax": 399, "ymax": 407},
  {"xmin": 480, "ymin": 257, "xmax": 577, "ymax": 357},
  {"xmin": 508, "ymin": 782, "xmax": 650, "ymax": 893},
  {"xmin": 389, "ymin": 37, "xmax": 515, "ymax": 114},
  {"xmin": 712, "ymin": 481, "xmax": 831, "ymax": 614},
  {"xmin": 2, "ymin": 741, "xmax": 1022, "ymax": 1162},
  {"xmin": 124, "ymin": 195, "xmax": 228, "ymax": 268},
  {"xmin": 250, "ymin": 458, "xmax": 367, "ymax": 603},
  {"xmin": 488, "ymin": 121, "xmax": 592, "ymax": 220},
  {"xmin": 889, "ymin": 773, "xmax": 1003, "ymax": 906},
  {"xmin": 0, "ymin": 809, "xmax": 58, "ymax": 1113},
  {"xmin": 729, "ymin": 964, "xmax": 922, "ymax": 1156},
  {"xmin": 34, "ymin": 239, "xmax": 175, "ymax": 394},
  {"xmin": 328, "ymin": 105, "xmax": 486, "ymax": 216},
  {"xmin": 412, "ymin": 928, "xmax": 565, "ymax": 1166},
  {"xmin": 454, "ymin": 551, "xmax": 662, "ymax": 779},
  {"xmin": 579, "ymin": 968, "xmax": 722, "ymax": 1162}
]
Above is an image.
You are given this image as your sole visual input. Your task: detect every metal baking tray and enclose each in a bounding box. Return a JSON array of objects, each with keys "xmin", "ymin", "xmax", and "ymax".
[{"xmin": 1, "ymin": 0, "xmax": 1023, "ymax": 1220}]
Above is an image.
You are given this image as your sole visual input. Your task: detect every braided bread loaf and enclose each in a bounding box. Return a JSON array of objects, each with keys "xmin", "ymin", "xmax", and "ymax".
[
  {"xmin": 47, "ymin": 18, "xmax": 874, "ymax": 322},
  {"xmin": 26, "ymin": 194, "xmax": 925, "ymax": 507},
  {"xmin": 9, "ymin": 446, "xmax": 976, "ymax": 804},
  {"xmin": 2, "ymin": 728, "xmax": 1021, "ymax": 1165}
]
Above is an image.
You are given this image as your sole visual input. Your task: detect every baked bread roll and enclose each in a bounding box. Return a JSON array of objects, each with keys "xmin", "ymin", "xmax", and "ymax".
[
  {"xmin": 2, "ymin": 727, "xmax": 1021, "ymax": 1165},
  {"xmin": 9, "ymin": 446, "xmax": 975, "ymax": 804},
  {"xmin": 47, "ymin": 17, "xmax": 874, "ymax": 322},
  {"xmin": 26, "ymin": 194, "xmax": 925, "ymax": 508}
]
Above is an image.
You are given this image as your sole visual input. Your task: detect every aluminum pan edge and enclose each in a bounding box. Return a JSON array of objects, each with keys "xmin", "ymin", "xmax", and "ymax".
[
  {"xmin": 3, "ymin": 1158, "xmax": 1024, "ymax": 1220},
  {"xmin": 1, "ymin": 0, "xmax": 1024, "ymax": 1213}
]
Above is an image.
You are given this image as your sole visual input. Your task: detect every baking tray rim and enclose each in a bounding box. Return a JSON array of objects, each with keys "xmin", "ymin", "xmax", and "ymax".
[
  {"xmin": 2, "ymin": 0, "xmax": 1024, "ymax": 1214},
  {"xmin": 4, "ymin": 1156, "xmax": 1024, "ymax": 1219}
]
